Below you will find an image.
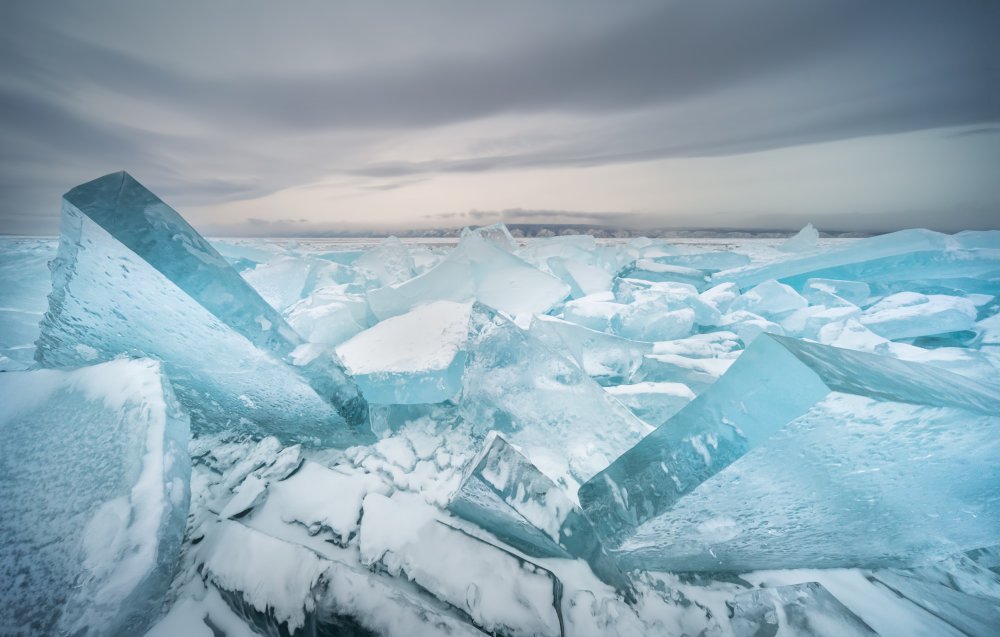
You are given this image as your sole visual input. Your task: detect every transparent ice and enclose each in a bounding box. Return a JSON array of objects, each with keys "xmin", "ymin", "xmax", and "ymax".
[
  {"xmin": 35, "ymin": 172, "xmax": 370, "ymax": 445},
  {"xmin": 2, "ymin": 178, "xmax": 999, "ymax": 636},
  {"xmin": 460, "ymin": 303, "xmax": 652, "ymax": 494},
  {"xmin": 580, "ymin": 334, "xmax": 1000, "ymax": 571},
  {"xmin": 728, "ymin": 582, "xmax": 878, "ymax": 637},
  {"xmin": 447, "ymin": 433, "xmax": 632, "ymax": 595}
]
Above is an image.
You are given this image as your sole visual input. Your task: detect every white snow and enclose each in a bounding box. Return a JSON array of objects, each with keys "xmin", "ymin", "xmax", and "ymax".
[
  {"xmin": 359, "ymin": 492, "xmax": 563, "ymax": 637},
  {"xmin": 336, "ymin": 300, "xmax": 472, "ymax": 374},
  {"xmin": 257, "ymin": 461, "xmax": 390, "ymax": 544},
  {"xmin": 201, "ymin": 521, "xmax": 327, "ymax": 632}
]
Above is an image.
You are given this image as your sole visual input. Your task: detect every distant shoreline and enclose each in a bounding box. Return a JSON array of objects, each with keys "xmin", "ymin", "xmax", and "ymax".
[{"xmin": 0, "ymin": 226, "xmax": 878, "ymax": 240}]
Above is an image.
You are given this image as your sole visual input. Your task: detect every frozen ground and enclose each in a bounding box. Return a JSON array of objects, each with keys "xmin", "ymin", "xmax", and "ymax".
[{"xmin": 2, "ymin": 181, "xmax": 999, "ymax": 637}]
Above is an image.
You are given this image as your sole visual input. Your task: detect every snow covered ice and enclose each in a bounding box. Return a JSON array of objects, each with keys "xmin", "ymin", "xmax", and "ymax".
[
  {"xmin": 2, "ymin": 176, "xmax": 1000, "ymax": 637},
  {"xmin": 0, "ymin": 359, "xmax": 190, "ymax": 636},
  {"xmin": 728, "ymin": 582, "xmax": 878, "ymax": 637}
]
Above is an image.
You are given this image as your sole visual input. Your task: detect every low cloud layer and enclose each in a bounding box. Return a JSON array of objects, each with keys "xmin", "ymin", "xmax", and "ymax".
[{"xmin": 1, "ymin": 1, "xmax": 997, "ymax": 234}]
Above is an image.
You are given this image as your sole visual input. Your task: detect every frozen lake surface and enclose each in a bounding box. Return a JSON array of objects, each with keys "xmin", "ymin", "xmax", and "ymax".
[{"xmin": 2, "ymin": 184, "xmax": 999, "ymax": 637}]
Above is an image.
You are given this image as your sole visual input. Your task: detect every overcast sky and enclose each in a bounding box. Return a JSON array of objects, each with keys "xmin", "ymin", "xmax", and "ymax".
[{"xmin": 1, "ymin": 0, "xmax": 997, "ymax": 235}]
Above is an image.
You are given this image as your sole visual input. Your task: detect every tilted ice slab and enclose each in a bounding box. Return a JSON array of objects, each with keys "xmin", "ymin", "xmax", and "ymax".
[
  {"xmin": 729, "ymin": 582, "xmax": 877, "ymax": 637},
  {"xmin": 635, "ymin": 353, "xmax": 735, "ymax": 393},
  {"xmin": 284, "ymin": 285, "xmax": 370, "ymax": 346},
  {"xmin": 353, "ymin": 236, "xmax": 417, "ymax": 287},
  {"xmin": 0, "ymin": 359, "xmax": 190, "ymax": 636},
  {"xmin": 818, "ymin": 318, "xmax": 1000, "ymax": 383},
  {"xmin": 803, "ymin": 278, "xmax": 871, "ymax": 307},
  {"xmin": 716, "ymin": 228, "xmax": 1000, "ymax": 291},
  {"xmin": 337, "ymin": 301, "xmax": 473, "ymax": 404},
  {"xmin": 447, "ymin": 433, "xmax": 632, "ymax": 596},
  {"xmin": 546, "ymin": 255, "xmax": 614, "ymax": 299},
  {"xmin": 560, "ymin": 292, "xmax": 627, "ymax": 333},
  {"xmin": 579, "ymin": 334, "xmax": 1000, "ymax": 571},
  {"xmin": 461, "ymin": 222, "xmax": 518, "ymax": 252},
  {"xmin": 605, "ymin": 381, "xmax": 696, "ymax": 426},
  {"xmin": 613, "ymin": 303, "xmax": 696, "ymax": 342},
  {"xmin": 460, "ymin": 304, "xmax": 652, "ymax": 496},
  {"xmin": 618, "ymin": 259, "xmax": 712, "ymax": 290},
  {"xmin": 728, "ymin": 279, "xmax": 808, "ymax": 319},
  {"xmin": 867, "ymin": 567, "xmax": 1000, "ymax": 636},
  {"xmin": 367, "ymin": 232, "xmax": 569, "ymax": 321},
  {"xmin": 859, "ymin": 292, "xmax": 977, "ymax": 340},
  {"xmin": 777, "ymin": 223, "xmax": 820, "ymax": 253},
  {"xmin": 36, "ymin": 172, "xmax": 369, "ymax": 445},
  {"xmin": 529, "ymin": 314, "xmax": 651, "ymax": 385},
  {"xmin": 241, "ymin": 253, "xmax": 363, "ymax": 312},
  {"xmin": 619, "ymin": 392, "xmax": 1000, "ymax": 572},
  {"xmin": 612, "ymin": 278, "xmax": 721, "ymax": 329}
]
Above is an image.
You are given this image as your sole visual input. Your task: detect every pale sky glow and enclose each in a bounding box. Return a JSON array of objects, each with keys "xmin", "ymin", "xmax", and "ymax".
[{"xmin": 1, "ymin": 1, "xmax": 997, "ymax": 235}]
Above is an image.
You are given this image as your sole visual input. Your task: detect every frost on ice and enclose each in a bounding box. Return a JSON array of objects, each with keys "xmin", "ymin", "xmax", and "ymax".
[
  {"xmin": 0, "ymin": 359, "xmax": 190, "ymax": 636},
  {"xmin": 2, "ymin": 173, "xmax": 1000, "ymax": 636}
]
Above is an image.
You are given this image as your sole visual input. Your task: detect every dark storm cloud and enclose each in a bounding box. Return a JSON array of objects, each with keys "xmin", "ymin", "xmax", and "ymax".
[{"xmin": 0, "ymin": 0, "xmax": 997, "ymax": 233}]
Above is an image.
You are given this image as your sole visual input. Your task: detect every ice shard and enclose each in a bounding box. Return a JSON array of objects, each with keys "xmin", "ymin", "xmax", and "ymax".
[
  {"xmin": 546, "ymin": 256, "xmax": 614, "ymax": 299},
  {"xmin": 802, "ymin": 278, "xmax": 871, "ymax": 307},
  {"xmin": 36, "ymin": 172, "xmax": 369, "ymax": 444},
  {"xmin": 859, "ymin": 292, "xmax": 977, "ymax": 340},
  {"xmin": 447, "ymin": 433, "xmax": 633, "ymax": 596},
  {"xmin": 336, "ymin": 301, "xmax": 472, "ymax": 404},
  {"xmin": 728, "ymin": 583, "xmax": 878, "ymax": 637},
  {"xmin": 461, "ymin": 222, "xmax": 518, "ymax": 252},
  {"xmin": 0, "ymin": 359, "xmax": 190, "ymax": 636},
  {"xmin": 778, "ymin": 223, "xmax": 820, "ymax": 253},
  {"xmin": 560, "ymin": 293, "xmax": 627, "ymax": 332},
  {"xmin": 618, "ymin": 259, "xmax": 712, "ymax": 290},
  {"xmin": 636, "ymin": 352, "xmax": 735, "ymax": 392},
  {"xmin": 529, "ymin": 314, "xmax": 651, "ymax": 385},
  {"xmin": 612, "ymin": 278, "xmax": 722, "ymax": 327},
  {"xmin": 460, "ymin": 304, "xmax": 652, "ymax": 494},
  {"xmin": 367, "ymin": 232, "xmax": 569, "ymax": 321},
  {"xmin": 729, "ymin": 279, "xmax": 808, "ymax": 319},
  {"xmin": 579, "ymin": 334, "xmax": 1000, "ymax": 571},
  {"xmin": 869, "ymin": 569, "xmax": 1000, "ymax": 636},
  {"xmin": 241, "ymin": 253, "xmax": 362, "ymax": 311},
  {"xmin": 717, "ymin": 228, "xmax": 1000, "ymax": 294},
  {"xmin": 285, "ymin": 286, "xmax": 370, "ymax": 346},
  {"xmin": 353, "ymin": 236, "xmax": 417, "ymax": 287},
  {"xmin": 605, "ymin": 381, "xmax": 695, "ymax": 426}
]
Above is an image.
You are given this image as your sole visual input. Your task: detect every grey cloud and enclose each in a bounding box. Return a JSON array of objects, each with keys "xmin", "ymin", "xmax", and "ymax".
[
  {"xmin": 8, "ymin": 1, "xmax": 995, "ymax": 135},
  {"xmin": 0, "ymin": 0, "xmax": 997, "ymax": 233}
]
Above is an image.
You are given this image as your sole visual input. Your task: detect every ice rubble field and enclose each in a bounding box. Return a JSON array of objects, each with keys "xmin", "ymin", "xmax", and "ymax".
[{"xmin": 1, "ymin": 172, "xmax": 1000, "ymax": 637}]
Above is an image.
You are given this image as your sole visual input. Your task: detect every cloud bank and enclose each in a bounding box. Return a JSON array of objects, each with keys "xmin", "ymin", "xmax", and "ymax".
[{"xmin": 1, "ymin": 0, "xmax": 997, "ymax": 234}]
